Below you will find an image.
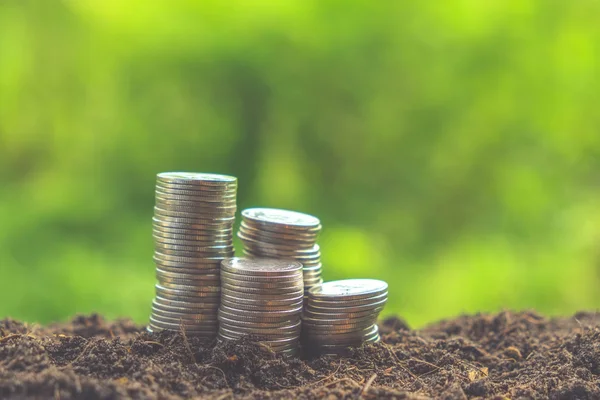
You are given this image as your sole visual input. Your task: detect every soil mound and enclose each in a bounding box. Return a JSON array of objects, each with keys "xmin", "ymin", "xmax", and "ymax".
[{"xmin": 1, "ymin": 311, "xmax": 599, "ymax": 399}]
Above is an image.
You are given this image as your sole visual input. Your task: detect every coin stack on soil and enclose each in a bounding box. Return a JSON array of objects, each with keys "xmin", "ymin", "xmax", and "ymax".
[
  {"xmin": 148, "ymin": 172, "xmax": 237, "ymax": 338},
  {"xmin": 218, "ymin": 257, "xmax": 305, "ymax": 356},
  {"xmin": 237, "ymin": 208, "xmax": 323, "ymax": 298},
  {"xmin": 302, "ymin": 279, "xmax": 388, "ymax": 355}
]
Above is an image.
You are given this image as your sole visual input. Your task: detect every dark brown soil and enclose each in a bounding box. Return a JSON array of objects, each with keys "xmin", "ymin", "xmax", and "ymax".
[{"xmin": 1, "ymin": 311, "xmax": 599, "ymax": 399}]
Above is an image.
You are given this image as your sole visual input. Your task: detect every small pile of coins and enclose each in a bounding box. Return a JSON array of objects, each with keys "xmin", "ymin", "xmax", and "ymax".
[
  {"xmin": 302, "ymin": 279, "xmax": 388, "ymax": 355},
  {"xmin": 238, "ymin": 208, "xmax": 323, "ymax": 297},
  {"xmin": 218, "ymin": 257, "xmax": 304, "ymax": 356},
  {"xmin": 148, "ymin": 172, "xmax": 237, "ymax": 338}
]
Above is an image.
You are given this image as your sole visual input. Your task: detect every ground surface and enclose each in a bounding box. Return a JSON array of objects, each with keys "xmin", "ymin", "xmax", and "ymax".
[{"xmin": 1, "ymin": 311, "xmax": 599, "ymax": 399}]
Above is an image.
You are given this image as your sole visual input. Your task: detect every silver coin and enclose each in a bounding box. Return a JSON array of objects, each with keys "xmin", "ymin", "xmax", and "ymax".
[
  {"xmin": 237, "ymin": 231, "xmax": 316, "ymax": 252},
  {"xmin": 302, "ymin": 320, "xmax": 375, "ymax": 334},
  {"xmin": 156, "ymin": 283, "xmax": 219, "ymax": 293},
  {"xmin": 303, "ymin": 264, "xmax": 322, "ymax": 272},
  {"xmin": 155, "ymin": 190, "xmax": 237, "ymax": 203},
  {"xmin": 151, "ymin": 307, "xmax": 218, "ymax": 321},
  {"xmin": 152, "ymin": 300, "xmax": 219, "ymax": 314},
  {"xmin": 217, "ymin": 314, "xmax": 302, "ymax": 329},
  {"xmin": 154, "ymin": 209, "xmax": 236, "ymax": 222},
  {"xmin": 155, "ymin": 198, "xmax": 237, "ymax": 210},
  {"xmin": 154, "ymin": 235, "xmax": 233, "ymax": 246},
  {"xmin": 221, "ymin": 291, "xmax": 304, "ymax": 304},
  {"xmin": 152, "ymin": 222, "xmax": 233, "ymax": 235},
  {"xmin": 154, "ymin": 206, "xmax": 236, "ymax": 219},
  {"xmin": 155, "ymin": 291, "xmax": 220, "ymax": 303},
  {"xmin": 241, "ymin": 208, "xmax": 320, "ymax": 230},
  {"xmin": 220, "ymin": 288, "xmax": 304, "ymax": 300},
  {"xmin": 218, "ymin": 308, "xmax": 301, "ymax": 324},
  {"xmin": 301, "ymin": 312, "xmax": 377, "ymax": 326},
  {"xmin": 155, "ymin": 197, "xmax": 237, "ymax": 208},
  {"xmin": 221, "ymin": 282, "xmax": 304, "ymax": 295},
  {"xmin": 153, "ymin": 263, "xmax": 221, "ymax": 275},
  {"xmin": 308, "ymin": 294, "xmax": 388, "ymax": 310},
  {"xmin": 220, "ymin": 273, "xmax": 302, "ymax": 286},
  {"xmin": 155, "ymin": 190, "xmax": 237, "ymax": 201},
  {"xmin": 218, "ymin": 318, "xmax": 301, "ymax": 332},
  {"xmin": 309, "ymin": 279, "xmax": 388, "ymax": 300},
  {"xmin": 156, "ymin": 268, "xmax": 220, "ymax": 280},
  {"xmin": 220, "ymin": 269, "xmax": 302, "ymax": 283},
  {"xmin": 240, "ymin": 221, "xmax": 319, "ymax": 240},
  {"xmin": 155, "ymin": 247, "xmax": 234, "ymax": 258},
  {"xmin": 303, "ymin": 306, "xmax": 384, "ymax": 320},
  {"xmin": 303, "ymin": 277, "xmax": 323, "ymax": 286},
  {"xmin": 303, "ymin": 270, "xmax": 322, "ymax": 278},
  {"xmin": 220, "ymin": 298, "xmax": 304, "ymax": 312},
  {"xmin": 153, "ymin": 233, "xmax": 232, "ymax": 244},
  {"xmin": 221, "ymin": 257, "xmax": 303, "ymax": 276},
  {"xmin": 157, "ymin": 171, "xmax": 237, "ymax": 185},
  {"xmin": 155, "ymin": 250, "xmax": 234, "ymax": 261},
  {"xmin": 242, "ymin": 248, "xmax": 320, "ymax": 262},
  {"xmin": 303, "ymin": 324, "xmax": 378, "ymax": 341},
  {"xmin": 153, "ymin": 221, "xmax": 235, "ymax": 234},
  {"xmin": 241, "ymin": 243, "xmax": 320, "ymax": 257},
  {"xmin": 314, "ymin": 327, "xmax": 379, "ymax": 345},
  {"xmin": 238, "ymin": 225, "xmax": 317, "ymax": 245},
  {"xmin": 154, "ymin": 294, "xmax": 220, "ymax": 307},
  {"xmin": 220, "ymin": 275, "xmax": 304, "ymax": 289},
  {"xmin": 158, "ymin": 279, "xmax": 221, "ymax": 290},
  {"xmin": 153, "ymin": 253, "xmax": 224, "ymax": 266},
  {"xmin": 220, "ymin": 303, "xmax": 302, "ymax": 317},
  {"xmin": 153, "ymin": 214, "xmax": 235, "ymax": 226},
  {"xmin": 154, "ymin": 241, "xmax": 234, "ymax": 252}
]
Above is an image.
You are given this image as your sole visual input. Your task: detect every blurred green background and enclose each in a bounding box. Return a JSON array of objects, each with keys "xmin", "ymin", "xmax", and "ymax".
[{"xmin": 1, "ymin": 0, "xmax": 599, "ymax": 328}]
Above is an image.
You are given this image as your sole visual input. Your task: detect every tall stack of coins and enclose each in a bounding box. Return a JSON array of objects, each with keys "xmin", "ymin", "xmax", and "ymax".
[
  {"xmin": 302, "ymin": 279, "xmax": 387, "ymax": 355},
  {"xmin": 237, "ymin": 208, "xmax": 322, "ymax": 297},
  {"xmin": 148, "ymin": 172, "xmax": 237, "ymax": 338},
  {"xmin": 218, "ymin": 257, "xmax": 304, "ymax": 356}
]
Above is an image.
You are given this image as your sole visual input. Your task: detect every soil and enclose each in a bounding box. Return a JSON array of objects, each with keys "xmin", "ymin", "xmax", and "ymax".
[{"xmin": 1, "ymin": 311, "xmax": 599, "ymax": 399}]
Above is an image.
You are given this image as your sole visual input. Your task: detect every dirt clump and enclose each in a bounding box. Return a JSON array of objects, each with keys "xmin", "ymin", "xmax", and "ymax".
[{"xmin": 1, "ymin": 311, "xmax": 599, "ymax": 399}]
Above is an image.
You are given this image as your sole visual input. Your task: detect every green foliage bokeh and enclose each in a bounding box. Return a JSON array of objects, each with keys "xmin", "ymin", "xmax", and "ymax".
[{"xmin": 0, "ymin": 0, "xmax": 599, "ymax": 327}]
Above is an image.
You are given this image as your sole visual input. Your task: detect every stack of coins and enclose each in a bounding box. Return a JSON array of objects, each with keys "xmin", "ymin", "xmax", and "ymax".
[
  {"xmin": 237, "ymin": 208, "xmax": 322, "ymax": 297},
  {"xmin": 148, "ymin": 172, "xmax": 237, "ymax": 338},
  {"xmin": 302, "ymin": 279, "xmax": 388, "ymax": 355},
  {"xmin": 218, "ymin": 257, "xmax": 304, "ymax": 356}
]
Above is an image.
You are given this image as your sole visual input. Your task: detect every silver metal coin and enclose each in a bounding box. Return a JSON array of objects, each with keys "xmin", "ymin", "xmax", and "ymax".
[
  {"xmin": 221, "ymin": 257, "xmax": 303, "ymax": 276},
  {"xmin": 154, "ymin": 294, "xmax": 220, "ymax": 307},
  {"xmin": 308, "ymin": 279, "xmax": 388, "ymax": 300},
  {"xmin": 220, "ymin": 288, "xmax": 304, "ymax": 301},
  {"xmin": 241, "ymin": 208, "xmax": 320, "ymax": 230},
  {"xmin": 220, "ymin": 298, "xmax": 304, "ymax": 312},
  {"xmin": 221, "ymin": 282, "xmax": 304, "ymax": 295},
  {"xmin": 307, "ymin": 294, "xmax": 388, "ymax": 310},
  {"xmin": 217, "ymin": 314, "xmax": 302, "ymax": 329},
  {"xmin": 218, "ymin": 308, "xmax": 302, "ymax": 324},
  {"xmin": 220, "ymin": 270, "xmax": 302, "ymax": 284}
]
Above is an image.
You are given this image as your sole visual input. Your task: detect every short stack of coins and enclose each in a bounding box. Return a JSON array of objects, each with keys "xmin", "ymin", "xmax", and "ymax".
[
  {"xmin": 302, "ymin": 279, "xmax": 388, "ymax": 355},
  {"xmin": 148, "ymin": 172, "xmax": 237, "ymax": 338},
  {"xmin": 237, "ymin": 208, "xmax": 322, "ymax": 298},
  {"xmin": 218, "ymin": 257, "xmax": 304, "ymax": 356}
]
